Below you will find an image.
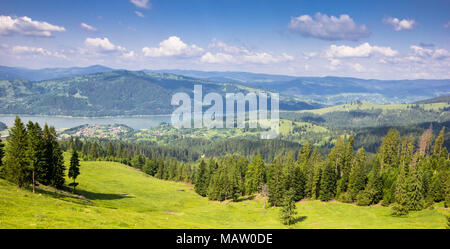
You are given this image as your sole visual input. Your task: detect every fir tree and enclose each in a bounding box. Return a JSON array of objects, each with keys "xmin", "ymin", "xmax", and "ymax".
[
  {"xmin": 407, "ymin": 163, "xmax": 424, "ymax": 211},
  {"xmin": 392, "ymin": 166, "xmax": 409, "ymax": 215},
  {"xmin": 0, "ymin": 139, "xmax": 5, "ymax": 173},
  {"xmin": 244, "ymin": 153, "xmax": 265, "ymax": 195},
  {"xmin": 348, "ymin": 147, "xmax": 367, "ymax": 201},
  {"xmin": 194, "ymin": 160, "xmax": 208, "ymax": 197},
  {"xmin": 68, "ymin": 150, "xmax": 80, "ymax": 193},
  {"xmin": 4, "ymin": 116, "xmax": 30, "ymax": 187},
  {"xmin": 268, "ymin": 157, "xmax": 286, "ymax": 206},
  {"xmin": 320, "ymin": 155, "xmax": 337, "ymax": 201},
  {"xmin": 26, "ymin": 121, "xmax": 44, "ymax": 193},
  {"xmin": 279, "ymin": 188, "xmax": 298, "ymax": 226}
]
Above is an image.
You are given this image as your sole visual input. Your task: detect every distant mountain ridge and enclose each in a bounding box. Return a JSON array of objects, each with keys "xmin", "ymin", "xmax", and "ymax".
[
  {"xmin": 1, "ymin": 65, "xmax": 449, "ymax": 113},
  {"xmin": 0, "ymin": 65, "xmax": 113, "ymax": 81}
]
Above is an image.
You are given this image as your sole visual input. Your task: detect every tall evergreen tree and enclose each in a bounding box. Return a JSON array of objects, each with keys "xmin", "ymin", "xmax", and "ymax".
[
  {"xmin": 407, "ymin": 161, "xmax": 424, "ymax": 211},
  {"xmin": 392, "ymin": 165, "xmax": 409, "ymax": 215},
  {"xmin": 194, "ymin": 160, "xmax": 208, "ymax": 197},
  {"xmin": 320, "ymin": 153, "xmax": 337, "ymax": 201},
  {"xmin": 26, "ymin": 121, "xmax": 44, "ymax": 193},
  {"xmin": 268, "ymin": 157, "xmax": 286, "ymax": 206},
  {"xmin": 68, "ymin": 150, "xmax": 80, "ymax": 193},
  {"xmin": 244, "ymin": 153, "xmax": 265, "ymax": 195},
  {"xmin": 348, "ymin": 147, "xmax": 367, "ymax": 201},
  {"xmin": 3, "ymin": 116, "xmax": 30, "ymax": 187},
  {"xmin": 279, "ymin": 188, "xmax": 298, "ymax": 226}
]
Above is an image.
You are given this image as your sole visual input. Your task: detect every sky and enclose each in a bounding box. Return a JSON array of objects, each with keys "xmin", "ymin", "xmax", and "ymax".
[{"xmin": 0, "ymin": 0, "xmax": 449, "ymax": 80}]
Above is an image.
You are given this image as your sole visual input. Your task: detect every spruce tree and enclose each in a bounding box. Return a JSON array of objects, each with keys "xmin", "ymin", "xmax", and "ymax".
[
  {"xmin": 348, "ymin": 147, "xmax": 367, "ymax": 201},
  {"xmin": 407, "ymin": 163, "xmax": 424, "ymax": 211},
  {"xmin": 279, "ymin": 188, "xmax": 298, "ymax": 226},
  {"xmin": 244, "ymin": 153, "xmax": 265, "ymax": 195},
  {"xmin": 392, "ymin": 166, "xmax": 409, "ymax": 215},
  {"xmin": 68, "ymin": 150, "xmax": 80, "ymax": 193},
  {"xmin": 194, "ymin": 160, "xmax": 208, "ymax": 197},
  {"xmin": 26, "ymin": 122, "xmax": 44, "ymax": 193},
  {"xmin": 268, "ymin": 157, "xmax": 286, "ymax": 206},
  {"xmin": 320, "ymin": 156, "xmax": 337, "ymax": 201},
  {"xmin": 4, "ymin": 116, "xmax": 30, "ymax": 187}
]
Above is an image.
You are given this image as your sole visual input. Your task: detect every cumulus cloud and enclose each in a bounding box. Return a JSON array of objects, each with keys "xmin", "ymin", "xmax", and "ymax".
[
  {"xmin": 200, "ymin": 52, "xmax": 235, "ymax": 64},
  {"xmin": 287, "ymin": 13, "xmax": 369, "ymax": 41},
  {"xmin": 130, "ymin": 0, "xmax": 150, "ymax": 9},
  {"xmin": 142, "ymin": 36, "xmax": 203, "ymax": 57},
  {"xmin": 242, "ymin": 52, "xmax": 293, "ymax": 64},
  {"xmin": 135, "ymin": 11, "xmax": 145, "ymax": 18},
  {"xmin": 324, "ymin": 43, "xmax": 398, "ymax": 58},
  {"xmin": 383, "ymin": 17, "xmax": 416, "ymax": 31},
  {"xmin": 0, "ymin": 15, "xmax": 65, "ymax": 37},
  {"xmin": 12, "ymin": 45, "xmax": 66, "ymax": 58},
  {"xmin": 409, "ymin": 45, "xmax": 450, "ymax": 60},
  {"xmin": 80, "ymin": 22, "xmax": 97, "ymax": 32}
]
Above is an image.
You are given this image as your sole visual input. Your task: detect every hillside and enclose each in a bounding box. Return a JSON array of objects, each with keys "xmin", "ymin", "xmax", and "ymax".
[
  {"xmin": 0, "ymin": 70, "xmax": 318, "ymax": 116},
  {"xmin": 415, "ymin": 95, "xmax": 450, "ymax": 104},
  {"xmin": 0, "ymin": 159, "xmax": 447, "ymax": 228}
]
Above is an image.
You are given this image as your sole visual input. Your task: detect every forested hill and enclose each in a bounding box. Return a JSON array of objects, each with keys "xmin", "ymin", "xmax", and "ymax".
[{"xmin": 0, "ymin": 70, "xmax": 318, "ymax": 116}]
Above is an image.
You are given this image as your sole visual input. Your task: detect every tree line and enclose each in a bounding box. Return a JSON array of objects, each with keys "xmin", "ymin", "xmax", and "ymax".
[{"xmin": 0, "ymin": 117, "xmax": 80, "ymax": 193}]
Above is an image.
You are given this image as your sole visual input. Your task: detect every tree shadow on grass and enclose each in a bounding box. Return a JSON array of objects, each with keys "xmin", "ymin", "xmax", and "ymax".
[
  {"xmin": 234, "ymin": 195, "xmax": 255, "ymax": 202},
  {"xmin": 75, "ymin": 189, "xmax": 134, "ymax": 201},
  {"xmin": 293, "ymin": 216, "xmax": 307, "ymax": 224}
]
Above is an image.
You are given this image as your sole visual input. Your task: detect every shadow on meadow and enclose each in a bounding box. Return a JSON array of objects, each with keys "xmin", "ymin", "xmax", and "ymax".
[{"xmin": 75, "ymin": 188, "xmax": 134, "ymax": 201}]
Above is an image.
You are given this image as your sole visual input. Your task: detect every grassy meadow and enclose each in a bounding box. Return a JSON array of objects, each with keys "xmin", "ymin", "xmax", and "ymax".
[{"xmin": 0, "ymin": 159, "xmax": 448, "ymax": 229}]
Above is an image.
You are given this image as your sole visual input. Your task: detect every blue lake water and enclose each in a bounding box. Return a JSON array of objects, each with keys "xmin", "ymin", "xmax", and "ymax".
[{"xmin": 0, "ymin": 115, "xmax": 172, "ymax": 130}]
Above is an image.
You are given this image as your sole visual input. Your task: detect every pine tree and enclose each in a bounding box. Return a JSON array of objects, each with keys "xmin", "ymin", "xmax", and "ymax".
[
  {"xmin": 392, "ymin": 166, "xmax": 409, "ymax": 215},
  {"xmin": 432, "ymin": 127, "xmax": 445, "ymax": 158},
  {"xmin": 244, "ymin": 153, "xmax": 265, "ymax": 195},
  {"xmin": 311, "ymin": 162, "xmax": 322, "ymax": 199},
  {"xmin": 49, "ymin": 126, "xmax": 65, "ymax": 189},
  {"xmin": 348, "ymin": 147, "xmax": 367, "ymax": 201},
  {"xmin": 268, "ymin": 157, "xmax": 286, "ymax": 206},
  {"xmin": 194, "ymin": 160, "xmax": 208, "ymax": 197},
  {"xmin": 279, "ymin": 188, "xmax": 298, "ymax": 226},
  {"xmin": 68, "ymin": 150, "xmax": 80, "ymax": 193},
  {"xmin": 320, "ymin": 154, "xmax": 337, "ymax": 201},
  {"xmin": 26, "ymin": 121, "xmax": 44, "ymax": 193},
  {"xmin": 4, "ymin": 116, "xmax": 30, "ymax": 187},
  {"xmin": 407, "ymin": 163, "xmax": 424, "ymax": 211}
]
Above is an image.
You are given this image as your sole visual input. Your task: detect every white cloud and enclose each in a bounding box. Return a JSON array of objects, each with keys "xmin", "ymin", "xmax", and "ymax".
[
  {"xmin": 383, "ymin": 17, "xmax": 416, "ymax": 31},
  {"xmin": 0, "ymin": 15, "xmax": 65, "ymax": 36},
  {"xmin": 135, "ymin": 11, "xmax": 145, "ymax": 18},
  {"xmin": 142, "ymin": 36, "xmax": 203, "ymax": 57},
  {"xmin": 242, "ymin": 52, "xmax": 293, "ymax": 64},
  {"xmin": 287, "ymin": 13, "xmax": 369, "ymax": 41},
  {"xmin": 432, "ymin": 48, "xmax": 450, "ymax": 60},
  {"xmin": 324, "ymin": 43, "xmax": 398, "ymax": 58},
  {"xmin": 130, "ymin": 0, "xmax": 150, "ymax": 9},
  {"xmin": 80, "ymin": 22, "xmax": 97, "ymax": 32},
  {"xmin": 84, "ymin": 37, "xmax": 126, "ymax": 53},
  {"xmin": 208, "ymin": 40, "xmax": 249, "ymax": 54},
  {"xmin": 200, "ymin": 52, "xmax": 235, "ymax": 64},
  {"xmin": 12, "ymin": 45, "xmax": 66, "ymax": 58},
  {"xmin": 410, "ymin": 45, "xmax": 433, "ymax": 57},
  {"xmin": 350, "ymin": 63, "xmax": 365, "ymax": 72}
]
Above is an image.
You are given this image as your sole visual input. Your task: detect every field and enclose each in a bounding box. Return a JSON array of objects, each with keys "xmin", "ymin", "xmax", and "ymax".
[{"xmin": 0, "ymin": 159, "xmax": 448, "ymax": 229}]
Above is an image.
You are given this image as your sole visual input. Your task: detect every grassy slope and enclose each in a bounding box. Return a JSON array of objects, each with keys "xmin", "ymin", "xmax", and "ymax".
[
  {"xmin": 0, "ymin": 160, "xmax": 448, "ymax": 228},
  {"xmin": 298, "ymin": 101, "xmax": 449, "ymax": 115}
]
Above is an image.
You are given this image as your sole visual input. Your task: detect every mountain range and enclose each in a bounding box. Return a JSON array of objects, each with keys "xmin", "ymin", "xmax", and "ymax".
[{"xmin": 0, "ymin": 65, "xmax": 449, "ymax": 116}]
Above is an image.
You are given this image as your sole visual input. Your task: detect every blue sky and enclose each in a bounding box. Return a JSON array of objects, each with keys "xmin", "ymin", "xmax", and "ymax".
[{"xmin": 0, "ymin": 0, "xmax": 449, "ymax": 79}]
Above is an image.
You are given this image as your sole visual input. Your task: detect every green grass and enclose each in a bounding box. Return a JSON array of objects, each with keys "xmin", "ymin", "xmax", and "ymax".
[
  {"xmin": 0, "ymin": 160, "xmax": 448, "ymax": 228},
  {"xmin": 298, "ymin": 101, "xmax": 450, "ymax": 115}
]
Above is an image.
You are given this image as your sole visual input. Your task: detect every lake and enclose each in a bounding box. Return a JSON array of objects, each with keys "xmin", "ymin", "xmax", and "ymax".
[{"xmin": 0, "ymin": 115, "xmax": 172, "ymax": 130}]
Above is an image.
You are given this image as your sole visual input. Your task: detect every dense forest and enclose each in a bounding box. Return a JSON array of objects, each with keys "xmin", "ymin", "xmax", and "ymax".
[{"xmin": 1, "ymin": 116, "xmax": 449, "ymax": 216}]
